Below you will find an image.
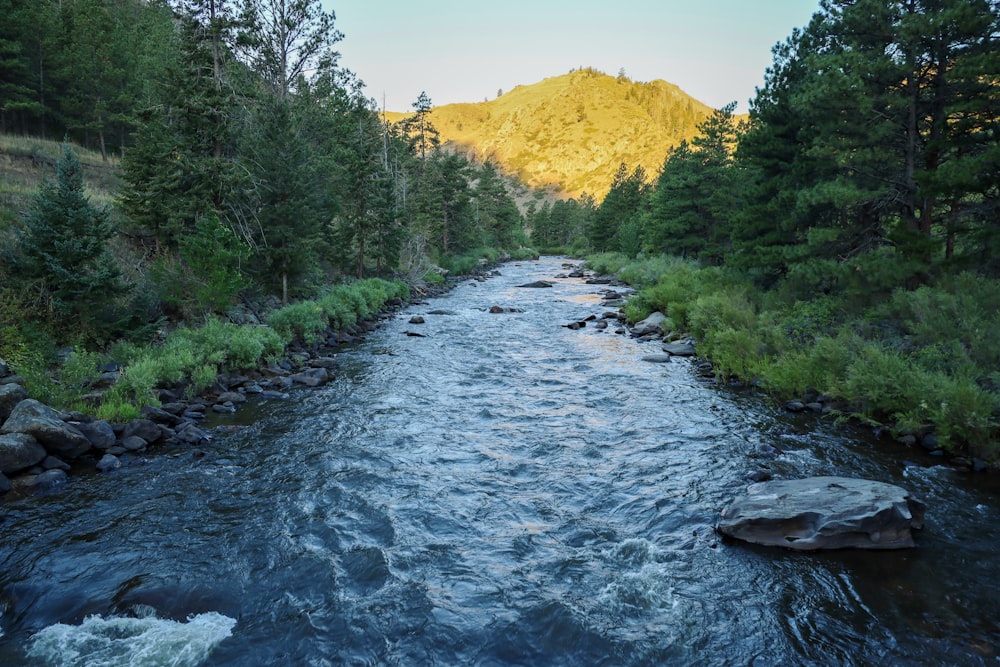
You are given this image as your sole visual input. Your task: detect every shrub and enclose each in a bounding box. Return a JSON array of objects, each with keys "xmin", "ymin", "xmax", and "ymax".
[
  {"xmin": 267, "ymin": 301, "xmax": 328, "ymax": 343},
  {"xmin": 583, "ymin": 252, "xmax": 629, "ymax": 275}
]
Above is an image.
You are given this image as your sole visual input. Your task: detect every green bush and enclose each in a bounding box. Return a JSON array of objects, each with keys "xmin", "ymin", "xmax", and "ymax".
[
  {"xmin": 267, "ymin": 301, "xmax": 328, "ymax": 343},
  {"xmin": 583, "ymin": 252, "xmax": 629, "ymax": 275}
]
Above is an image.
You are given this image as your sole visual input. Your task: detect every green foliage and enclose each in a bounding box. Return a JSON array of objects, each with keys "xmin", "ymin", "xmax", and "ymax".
[
  {"xmin": 267, "ymin": 301, "xmax": 328, "ymax": 344},
  {"xmin": 268, "ymin": 278, "xmax": 407, "ymax": 344},
  {"xmin": 99, "ymin": 317, "xmax": 285, "ymax": 412},
  {"xmin": 150, "ymin": 213, "xmax": 248, "ymax": 317},
  {"xmin": 583, "ymin": 252, "xmax": 630, "ymax": 276}
]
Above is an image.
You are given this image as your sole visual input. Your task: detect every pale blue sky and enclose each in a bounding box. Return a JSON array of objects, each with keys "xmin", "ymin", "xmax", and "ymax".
[{"xmin": 326, "ymin": 1, "xmax": 819, "ymax": 113}]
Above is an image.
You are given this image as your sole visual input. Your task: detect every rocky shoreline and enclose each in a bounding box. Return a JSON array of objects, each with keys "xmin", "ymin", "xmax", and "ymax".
[{"xmin": 0, "ymin": 267, "xmax": 488, "ymax": 498}]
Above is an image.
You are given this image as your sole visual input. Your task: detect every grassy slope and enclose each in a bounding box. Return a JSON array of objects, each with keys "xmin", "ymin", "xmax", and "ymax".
[
  {"xmin": 388, "ymin": 69, "xmax": 717, "ymax": 199},
  {"xmin": 0, "ymin": 134, "xmax": 120, "ymax": 228}
]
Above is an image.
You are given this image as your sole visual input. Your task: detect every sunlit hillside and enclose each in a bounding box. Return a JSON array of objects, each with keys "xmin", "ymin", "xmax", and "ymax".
[{"xmin": 386, "ymin": 68, "xmax": 716, "ymax": 199}]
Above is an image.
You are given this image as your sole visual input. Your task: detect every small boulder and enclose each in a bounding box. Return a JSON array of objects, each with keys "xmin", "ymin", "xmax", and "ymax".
[
  {"xmin": 409, "ymin": 315, "xmax": 426, "ymax": 324},
  {"xmin": 0, "ymin": 383, "xmax": 28, "ymax": 423},
  {"xmin": 631, "ymin": 312, "xmax": 669, "ymax": 337},
  {"xmin": 76, "ymin": 420, "xmax": 117, "ymax": 450},
  {"xmin": 0, "ymin": 433, "xmax": 47, "ymax": 474},
  {"xmin": 42, "ymin": 455, "xmax": 70, "ymax": 471},
  {"xmin": 308, "ymin": 357, "xmax": 339, "ymax": 370},
  {"xmin": 641, "ymin": 354, "xmax": 673, "ymax": 364},
  {"xmin": 120, "ymin": 419, "xmax": 163, "ymax": 444},
  {"xmin": 141, "ymin": 405, "xmax": 184, "ymax": 426},
  {"xmin": 217, "ymin": 391, "xmax": 248, "ymax": 404},
  {"xmin": 290, "ymin": 367, "xmax": 330, "ymax": 387},
  {"xmin": 28, "ymin": 468, "xmax": 67, "ymax": 490},
  {"xmin": 121, "ymin": 436, "xmax": 147, "ymax": 451},
  {"xmin": 1, "ymin": 399, "xmax": 92, "ymax": 459},
  {"xmin": 96, "ymin": 453, "xmax": 121, "ymax": 472},
  {"xmin": 662, "ymin": 341, "xmax": 697, "ymax": 357},
  {"xmin": 516, "ymin": 280, "xmax": 554, "ymax": 288},
  {"xmin": 718, "ymin": 476, "xmax": 925, "ymax": 550}
]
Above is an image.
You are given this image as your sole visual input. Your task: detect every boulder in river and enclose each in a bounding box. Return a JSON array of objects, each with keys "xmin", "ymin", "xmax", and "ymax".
[
  {"xmin": 718, "ymin": 476, "xmax": 925, "ymax": 550},
  {"xmin": 516, "ymin": 280, "xmax": 554, "ymax": 288}
]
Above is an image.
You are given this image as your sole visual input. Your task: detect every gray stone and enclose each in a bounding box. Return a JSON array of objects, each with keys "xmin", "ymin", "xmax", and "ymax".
[
  {"xmin": 175, "ymin": 424, "xmax": 210, "ymax": 445},
  {"xmin": 0, "ymin": 399, "xmax": 92, "ymax": 458},
  {"xmin": 290, "ymin": 367, "xmax": 330, "ymax": 387},
  {"xmin": 0, "ymin": 472, "xmax": 10, "ymax": 494},
  {"xmin": 120, "ymin": 419, "xmax": 162, "ymax": 444},
  {"xmin": 141, "ymin": 405, "xmax": 184, "ymax": 426},
  {"xmin": 308, "ymin": 357, "xmax": 339, "ymax": 370},
  {"xmin": 42, "ymin": 455, "xmax": 70, "ymax": 471},
  {"xmin": 718, "ymin": 476, "xmax": 925, "ymax": 550},
  {"xmin": 0, "ymin": 359, "xmax": 9, "ymax": 378},
  {"xmin": 121, "ymin": 436, "xmax": 147, "ymax": 451},
  {"xmin": 641, "ymin": 354, "xmax": 673, "ymax": 364},
  {"xmin": 409, "ymin": 315, "xmax": 426, "ymax": 324},
  {"xmin": 217, "ymin": 391, "xmax": 248, "ymax": 404},
  {"xmin": 662, "ymin": 341, "xmax": 697, "ymax": 357},
  {"xmin": 76, "ymin": 420, "xmax": 116, "ymax": 450},
  {"xmin": 0, "ymin": 433, "xmax": 47, "ymax": 473},
  {"xmin": 0, "ymin": 383, "xmax": 28, "ymax": 423},
  {"xmin": 96, "ymin": 454, "xmax": 121, "ymax": 472},
  {"xmin": 28, "ymin": 468, "xmax": 67, "ymax": 489},
  {"xmin": 516, "ymin": 280, "xmax": 554, "ymax": 288},
  {"xmin": 631, "ymin": 311, "xmax": 669, "ymax": 337},
  {"xmin": 261, "ymin": 390, "xmax": 290, "ymax": 400}
]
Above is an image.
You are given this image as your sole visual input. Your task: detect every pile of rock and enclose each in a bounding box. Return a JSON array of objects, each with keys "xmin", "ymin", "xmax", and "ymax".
[
  {"xmin": 0, "ymin": 385, "xmax": 211, "ymax": 495},
  {"xmin": 0, "ymin": 336, "xmax": 351, "ymax": 495}
]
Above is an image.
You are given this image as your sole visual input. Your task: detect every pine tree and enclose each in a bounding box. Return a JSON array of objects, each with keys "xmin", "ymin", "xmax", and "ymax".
[{"xmin": 5, "ymin": 144, "xmax": 128, "ymax": 340}]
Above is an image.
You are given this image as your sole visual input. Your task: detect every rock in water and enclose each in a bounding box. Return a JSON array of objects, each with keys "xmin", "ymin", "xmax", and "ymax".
[{"xmin": 718, "ymin": 476, "xmax": 925, "ymax": 550}]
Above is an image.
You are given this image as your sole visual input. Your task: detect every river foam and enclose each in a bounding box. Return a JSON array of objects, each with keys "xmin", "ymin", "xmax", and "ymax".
[{"xmin": 26, "ymin": 611, "xmax": 236, "ymax": 667}]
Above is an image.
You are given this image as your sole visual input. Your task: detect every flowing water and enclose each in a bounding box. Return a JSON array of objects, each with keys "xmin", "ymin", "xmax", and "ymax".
[{"xmin": 2, "ymin": 257, "xmax": 999, "ymax": 666}]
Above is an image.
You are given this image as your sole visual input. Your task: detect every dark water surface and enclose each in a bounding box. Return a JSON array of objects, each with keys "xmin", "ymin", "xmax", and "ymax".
[{"xmin": 2, "ymin": 257, "xmax": 999, "ymax": 666}]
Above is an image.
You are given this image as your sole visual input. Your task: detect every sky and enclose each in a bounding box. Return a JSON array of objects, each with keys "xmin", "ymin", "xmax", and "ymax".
[{"xmin": 324, "ymin": 0, "xmax": 820, "ymax": 113}]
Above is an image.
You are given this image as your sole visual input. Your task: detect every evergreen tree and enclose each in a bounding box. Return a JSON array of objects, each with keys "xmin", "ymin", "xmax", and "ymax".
[
  {"xmin": 402, "ymin": 91, "xmax": 440, "ymax": 161},
  {"xmin": 330, "ymin": 89, "xmax": 400, "ymax": 278},
  {"xmin": 589, "ymin": 163, "xmax": 647, "ymax": 252},
  {"xmin": 473, "ymin": 161, "xmax": 522, "ymax": 249},
  {"xmin": 4, "ymin": 144, "xmax": 128, "ymax": 340},
  {"xmin": 118, "ymin": 8, "xmax": 242, "ymax": 249},
  {"xmin": 237, "ymin": 0, "xmax": 342, "ymax": 99},
  {"xmin": 736, "ymin": 0, "xmax": 1000, "ymax": 290},
  {"xmin": 245, "ymin": 95, "xmax": 324, "ymax": 302},
  {"xmin": 646, "ymin": 103, "xmax": 742, "ymax": 264}
]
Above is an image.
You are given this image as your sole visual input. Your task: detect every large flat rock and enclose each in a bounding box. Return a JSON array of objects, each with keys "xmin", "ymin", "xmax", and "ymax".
[{"xmin": 718, "ymin": 476, "xmax": 925, "ymax": 550}]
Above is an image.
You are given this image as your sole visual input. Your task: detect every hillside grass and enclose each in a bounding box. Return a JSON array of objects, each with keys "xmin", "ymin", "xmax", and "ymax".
[
  {"xmin": 396, "ymin": 69, "xmax": 716, "ymax": 199},
  {"xmin": 0, "ymin": 134, "xmax": 120, "ymax": 228}
]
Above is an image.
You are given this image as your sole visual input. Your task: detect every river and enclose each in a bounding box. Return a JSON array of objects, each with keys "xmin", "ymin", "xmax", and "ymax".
[{"xmin": 2, "ymin": 257, "xmax": 999, "ymax": 666}]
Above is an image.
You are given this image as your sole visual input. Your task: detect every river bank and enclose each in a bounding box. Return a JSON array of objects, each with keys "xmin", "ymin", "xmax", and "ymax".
[{"xmin": 0, "ymin": 265, "xmax": 507, "ymax": 497}]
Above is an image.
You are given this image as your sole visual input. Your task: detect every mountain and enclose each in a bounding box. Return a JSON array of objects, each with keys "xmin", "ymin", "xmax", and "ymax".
[{"xmin": 387, "ymin": 68, "xmax": 717, "ymax": 199}]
